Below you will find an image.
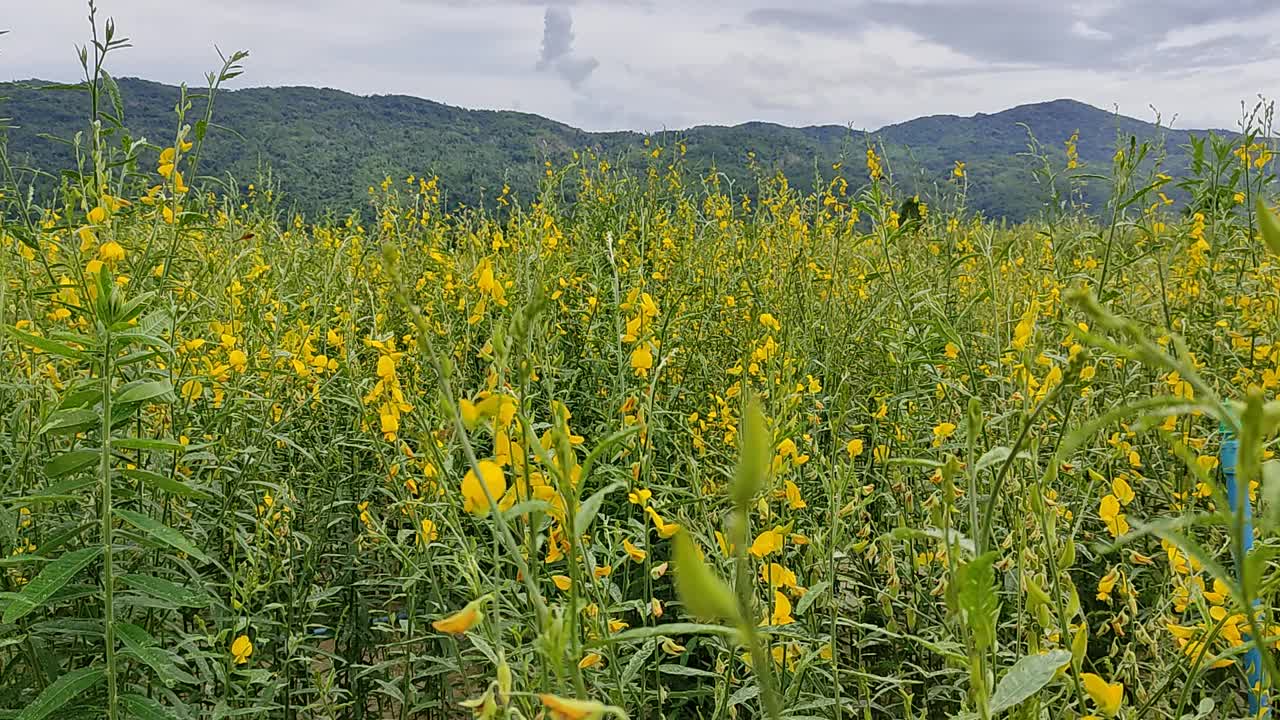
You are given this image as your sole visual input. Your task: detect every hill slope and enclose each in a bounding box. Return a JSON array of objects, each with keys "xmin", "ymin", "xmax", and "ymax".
[{"xmin": 0, "ymin": 79, "xmax": 1225, "ymax": 221}]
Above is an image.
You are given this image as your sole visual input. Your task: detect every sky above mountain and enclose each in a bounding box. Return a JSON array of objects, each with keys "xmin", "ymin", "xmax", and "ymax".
[{"xmin": 4, "ymin": 0, "xmax": 1278, "ymax": 133}]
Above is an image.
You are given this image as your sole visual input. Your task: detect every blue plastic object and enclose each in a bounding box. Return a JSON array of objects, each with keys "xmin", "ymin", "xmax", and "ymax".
[{"xmin": 1220, "ymin": 428, "xmax": 1267, "ymax": 715}]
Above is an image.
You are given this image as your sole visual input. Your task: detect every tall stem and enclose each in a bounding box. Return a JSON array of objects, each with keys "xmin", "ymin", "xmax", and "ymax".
[{"xmin": 100, "ymin": 331, "xmax": 118, "ymax": 719}]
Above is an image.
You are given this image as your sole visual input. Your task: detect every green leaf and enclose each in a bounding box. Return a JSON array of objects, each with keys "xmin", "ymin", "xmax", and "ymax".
[
  {"xmin": 17, "ymin": 665, "xmax": 103, "ymax": 720},
  {"xmin": 44, "ymin": 449, "xmax": 100, "ymax": 478},
  {"xmin": 573, "ymin": 481, "xmax": 623, "ymax": 536},
  {"xmin": 5, "ymin": 476, "xmax": 96, "ymax": 507},
  {"xmin": 120, "ymin": 468, "xmax": 211, "ymax": 500},
  {"xmin": 794, "ymin": 581, "xmax": 829, "ymax": 616},
  {"xmin": 600, "ymin": 622, "xmax": 740, "ymax": 645},
  {"xmin": 112, "ymin": 437, "xmax": 188, "ymax": 452},
  {"xmin": 729, "ymin": 684, "xmax": 761, "ymax": 707},
  {"xmin": 658, "ymin": 663, "xmax": 720, "ymax": 678},
  {"xmin": 114, "ymin": 380, "xmax": 174, "ymax": 405},
  {"xmin": 2, "ymin": 325, "xmax": 87, "ymax": 360},
  {"xmin": 988, "ymin": 650, "xmax": 1072, "ymax": 714},
  {"xmin": 113, "ymin": 329, "xmax": 172, "ymax": 352},
  {"xmin": 975, "ymin": 446, "xmax": 1029, "ymax": 472},
  {"xmin": 3, "ymin": 546, "xmax": 102, "ymax": 623},
  {"xmin": 115, "ymin": 622, "xmax": 196, "ymax": 687},
  {"xmin": 889, "ymin": 526, "xmax": 975, "ymax": 556},
  {"xmin": 121, "ymin": 694, "xmax": 180, "ymax": 720},
  {"xmin": 953, "ymin": 551, "xmax": 999, "ymax": 651},
  {"xmin": 500, "ymin": 499, "xmax": 551, "ymax": 519},
  {"xmin": 118, "ymin": 574, "xmax": 209, "ymax": 607},
  {"xmin": 731, "ymin": 394, "xmax": 769, "ymax": 508},
  {"xmin": 57, "ymin": 385, "xmax": 102, "ymax": 410},
  {"xmin": 672, "ymin": 531, "xmax": 741, "ymax": 624},
  {"xmin": 113, "ymin": 508, "xmax": 212, "ymax": 565},
  {"xmin": 619, "ymin": 639, "xmax": 655, "ymax": 686},
  {"xmin": 38, "ymin": 408, "xmax": 100, "ymax": 436},
  {"xmin": 1258, "ymin": 198, "xmax": 1280, "ymax": 257}
]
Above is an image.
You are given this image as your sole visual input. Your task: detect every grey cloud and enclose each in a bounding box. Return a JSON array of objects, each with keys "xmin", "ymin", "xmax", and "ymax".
[
  {"xmin": 746, "ymin": 0, "xmax": 1278, "ymax": 72},
  {"xmin": 538, "ymin": 7, "xmax": 575, "ymax": 66},
  {"xmin": 4, "ymin": 0, "xmax": 1275, "ymax": 133},
  {"xmin": 537, "ymin": 7, "xmax": 598, "ymax": 88}
]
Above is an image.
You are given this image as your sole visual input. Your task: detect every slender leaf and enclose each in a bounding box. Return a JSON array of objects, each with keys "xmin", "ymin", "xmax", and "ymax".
[
  {"xmin": 16, "ymin": 665, "xmax": 103, "ymax": 720},
  {"xmin": 574, "ymin": 481, "xmax": 623, "ymax": 536},
  {"xmin": 3, "ymin": 546, "xmax": 102, "ymax": 623},
  {"xmin": 44, "ymin": 449, "xmax": 100, "ymax": 478},
  {"xmin": 120, "ymin": 468, "xmax": 211, "ymax": 500},
  {"xmin": 3, "ymin": 325, "xmax": 87, "ymax": 359},
  {"xmin": 989, "ymin": 650, "xmax": 1072, "ymax": 714},
  {"xmin": 114, "ymin": 508, "xmax": 212, "ymax": 565},
  {"xmin": 114, "ymin": 380, "xmax": 173, "ymax": 405}
]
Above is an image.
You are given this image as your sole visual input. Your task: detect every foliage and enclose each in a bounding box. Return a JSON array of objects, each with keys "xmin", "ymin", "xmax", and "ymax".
[
  {"xmin": 2, "ymin": 8, "xmax": 1280, "ymax": 720},
  {"xmin": 1, "ymin": 79, "xmax": 1220, "ymax": 224}
]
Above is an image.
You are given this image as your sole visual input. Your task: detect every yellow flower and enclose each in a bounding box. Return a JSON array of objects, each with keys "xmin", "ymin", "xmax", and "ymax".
[
  {"xmin": 944, "ymin": 342, "xmax": 960, "ymax": 359},
  {"xmin": 846, "ymin": 439, "xmax": 864, "ymax": 458},
  {"xmin": 87, "ymin": 206, "xmax": 107, "ymax": 224},
  {"xmin": 1012, "ymin": 300, "xmax": 1039, "ymax": 351},
  {"xmin": 623, "ymin": 538, "xmax": 647, "ymax": 562},
  {"xmin": 931, "ymin": 422, "xmax": 957, "ymax": 447},
  {"xmin": 432, "ymin": 596, "xmax": 488, "ymax": 635},
  {"xmin": 783, "ymin": 480, "xmax": 806, "ymax": 509},
  {"xmin": 1080, "ymin": 673, "xmax": 1123, "ymax": 717},
  {"xmin": 661, "ymin": 637, "xmax": 686, "ymax": 655},
  {"xmin": 866, "ymin": 148, "xmax": 883, "ymax": 181},
  {"xmin": 539, "ymin": 694, "xmax": 618, "ymax": 720},
  {"xmin": 1203, "ymin": 578, "xmax": 1230, "ymax": 605},
  {"xmin": 552, "ymin": 574, "xmax": 572, "ymax": 591},
  {"xmin": 1099, "ymin": 494, "xmax": 1129, "ymax": 538},
  {"xmin": 766, "ymin": 590, "xmax": 795, "ymax": 626},
  {"xmin": 578, "ymin": 653, "xmax": 603, "ymax": 669},
  {"xmin": 98, "ymin": 241, "xmax": 125, "ymax": 263},
  {"xmin": 630, "ymin": 345, "xmax": 654, "ymax": 378},
  {"xmin": 645, "ymin": 506, "xmax": 679, "ymax": 538},
  {"xmin": 230, "ymin": 634, "xmax": 253, "ymax": 664},
  {"xmin": 715, "ymin": 530, "xmax": 735, "ymax": 557},
  {"xmin": 759, "ymin": 562, "xmax": 797, "ymax": 589},
  {"xmin": 1111, "ymin": 476, "xmax": 1134, "ymax": 505},
  {"xmin": 419, "ymin": 518, "xmax": 438, "ymax": 544},
  {"xmin": 228, "ymin": 349, "xmax": 248, "ymax": 373},
  {"xmin": 594, "ymin": 564, "xmax": 612, "ymax": 578},
  {"xmin": 461, "ymin": 460, "xmax": 507, "ymax": 516},
  {"xmin": 749, "ymin": 527, "xmax": 784, "ymax": 558},
  {"xmin": 158, "ymin": 146, "xmax": 176, "ymax": 176},
  {"xmin": 758, "ymin": 312, "xmax": 781, "ymax": 332},
  {"xmin": 1096, "ymin": 566, "xmax": 1119, "ymax": 602},
  {"xmin": 627, "ymin": 488, "xmax": 652, "ymax": 506}
]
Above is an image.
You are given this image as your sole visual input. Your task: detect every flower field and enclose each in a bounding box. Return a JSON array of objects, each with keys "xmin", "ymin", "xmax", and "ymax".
[{"xmin": 5, "ymin": 24, "xmax": 1280, "ymax": 720}]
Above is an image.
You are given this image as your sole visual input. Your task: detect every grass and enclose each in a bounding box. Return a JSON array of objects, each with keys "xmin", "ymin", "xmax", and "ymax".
[{"xmin": 2, "ymin": 8, "xmax": 1280, "ymax": 720}]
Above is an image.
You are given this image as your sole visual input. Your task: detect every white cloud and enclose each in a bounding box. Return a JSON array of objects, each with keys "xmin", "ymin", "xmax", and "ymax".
[
  {"xmin": 1069, "ymin": 20, "xmax": 1111, "ymax": 41},
  {"xmin": 1, "ymin": 0, "xmax": 1275, "ymax": 132}
]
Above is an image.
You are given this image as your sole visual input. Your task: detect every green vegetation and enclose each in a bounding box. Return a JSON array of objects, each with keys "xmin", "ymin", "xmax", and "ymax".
[
  {"xmin": 3, "ymin": 78, "xmax": 1218, "ymax": 221},
  {"xmin": 4, "ymin": 11, "xmax": 1280, "ymax": 720}
]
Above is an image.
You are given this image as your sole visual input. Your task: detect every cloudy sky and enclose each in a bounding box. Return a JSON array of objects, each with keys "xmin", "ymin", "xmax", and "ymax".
[{"xmin": 4, "ymin": 0, "xmax": 1278, "ymax": 132}]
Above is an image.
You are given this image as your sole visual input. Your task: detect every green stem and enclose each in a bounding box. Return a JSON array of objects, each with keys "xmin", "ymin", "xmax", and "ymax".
[{"xmin": 101, "ymin": 330, "xmax": 118, "ymax": 719}]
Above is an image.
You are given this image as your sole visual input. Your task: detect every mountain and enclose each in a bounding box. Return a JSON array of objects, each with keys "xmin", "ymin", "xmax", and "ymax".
[{"xmin": 0, "ymin": 79, "xmax": 1228, "ymax": 222}]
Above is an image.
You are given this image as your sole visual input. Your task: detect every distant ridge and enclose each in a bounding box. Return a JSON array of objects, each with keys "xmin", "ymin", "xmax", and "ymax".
[{"xmin": 1, "ymin": 78, "xmax": 1232, "ymax": 221}]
